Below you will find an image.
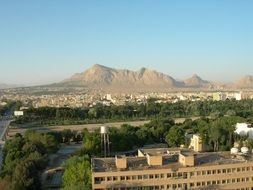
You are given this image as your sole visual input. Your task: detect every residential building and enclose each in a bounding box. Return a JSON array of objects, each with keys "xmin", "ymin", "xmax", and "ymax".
[
  {"xmin": 188, "ymin": 134, "xmax": 205, "ymax": 152},
  {"xmin": 213, "ymin": 92, "xmax": 227, "ymax": 101}
]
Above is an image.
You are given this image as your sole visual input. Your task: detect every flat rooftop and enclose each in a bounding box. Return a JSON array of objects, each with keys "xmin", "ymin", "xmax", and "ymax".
[
  {"xmin": 139, "ymin": 148, "xmax": 182, "ymax": 156},
  {"xmin": 92, "ymin": 150, "xmax": 253, "ymax": 172}
]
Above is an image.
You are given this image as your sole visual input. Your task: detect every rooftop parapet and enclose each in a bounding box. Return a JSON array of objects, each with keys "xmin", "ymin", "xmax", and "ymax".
[
  {"xmin": 146, "ymin": 153, "xmax": 163, "ymax": 166},
  {"xmin": 115, "ymin": 155, "xmax": 127, "ymax": 169}
]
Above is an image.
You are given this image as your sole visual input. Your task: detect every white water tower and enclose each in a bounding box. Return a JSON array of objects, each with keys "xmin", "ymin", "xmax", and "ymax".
[{"xmin": 100, "ymin": 126, "xmax": 110, "ymax": 157}]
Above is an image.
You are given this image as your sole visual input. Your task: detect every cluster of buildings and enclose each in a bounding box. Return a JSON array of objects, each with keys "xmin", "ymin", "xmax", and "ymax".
[
  {"xmin": 1, "ymin": 90, "xmax": 253, "ymax": 109},
  {"xmin": 212, "ymin": 91, "xmax": 253, "ymax": 101}
]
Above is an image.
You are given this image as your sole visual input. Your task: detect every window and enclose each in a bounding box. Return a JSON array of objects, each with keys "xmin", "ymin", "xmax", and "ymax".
[
  {"xmin": 143, "ymin": 175, "xmax": 148, "ymax": 180},
  {"xmin": 160, "ymin": 174, "xmax": 164, "ymax": 178},
  {"xmin": 94, "ymin": 177, "xmax": 105, "ymax": 184},
  {"xmin": 207, "ymin": 170, "xmax": 211, "ymax": 175},
  {"xmin": 212, "ymin": 170, "xmax": 216, "ymax": 174},
  {"xmin": 227, "ymin": 169, "xmax": 231, "ymax": 173},
  {"xmin": 149, "ymin": 175, "xmax": 154, "ymax": 179},
  {"xmin": 217, "ymin": 169, "xmax": 221, "ymax": 174},
  {"xmin": 212, "ymin": 181, "xmax": 216, "ymax": 185},
  {"xmin": 222, "ymin": 169, "xmax": 226, "ymax": 173},
  {"xmin": 138, "ymin": 175, "xmax": 142, "ymax": 180},
  {"xmin": 202, "ymin": 171, "xmax": 206, "ymax": 175},
  {"xmin": 132, "ymin": 176, "xmax": 137, "ymax": 180},
  {"xmin": 183, "ymin": 172, "xmax": 187, "ymax": 179},
  {"xmin": 155, "ymin": 174, "xmax": 159, "ymax": 179},
  {"xmin": 120, "ymin": 176, "xmax": 125, "ymax": 180},
  {"xmin": 222, "ymin": 180, "xmax": 226, "ymax": 184},
  {"xmin": 197, "ymin": 171, "xmax": 201, "ymax": 176},
  {"xmin": 167, "ymin": 173, "xmax": 171, "ymax": 178},
  {"xmin": 126, "ymin": 176, "xmax": 131, "ymax": 180},
  {"xmin": 113, "ymin": 176, "xmax": 118, "ymax": 181},
  {"xmin": 197, "ymin": 182, "xmax": 201, "ymax": 187},
  {"xmin": 237, "ymin": 168, "xmax": 241, "ymax": 172},
  {"xmin": 107, "ymin": 177, "xmax": 112, "ymax": 181}
]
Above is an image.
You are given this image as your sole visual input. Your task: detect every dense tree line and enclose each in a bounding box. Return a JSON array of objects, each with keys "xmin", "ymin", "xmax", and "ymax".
[
  {"xmin": 0, "ymin": 130, "xmax": 59, "ymax": 190},
  {"xmin": 14, "ymin": 99, "xmax": 253, "ymax": 126},
  {"xmin": 77, "ymin": 115, "xmax": 252, "ymax": 155}
]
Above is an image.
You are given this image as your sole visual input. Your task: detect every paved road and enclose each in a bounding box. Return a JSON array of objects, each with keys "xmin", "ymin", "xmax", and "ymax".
[
  {"xmin": 0, "ymin": 120, "xmax": 11, "ymax": 141},
  {"xmin": 0, "ymin": 119, "xmax": 11, "ymax": 170}
]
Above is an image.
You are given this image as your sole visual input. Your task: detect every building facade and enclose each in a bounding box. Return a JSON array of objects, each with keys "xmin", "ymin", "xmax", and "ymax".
[{"xmin": 92, "ymin": 148, "xmax": 253, "ymax": 190}]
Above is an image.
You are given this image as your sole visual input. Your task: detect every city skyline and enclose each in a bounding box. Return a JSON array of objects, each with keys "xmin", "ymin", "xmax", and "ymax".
[{"xmin": 1, "ymin": 0, "xmax": 253, "ymax": 85}]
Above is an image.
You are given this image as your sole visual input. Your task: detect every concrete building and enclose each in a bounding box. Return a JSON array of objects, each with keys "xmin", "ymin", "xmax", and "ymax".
[
  {"xmin": 234, "ymin": 92, "xmax": 242, "ymax": 101},
  {"xmin": 213, "ymin": 92, "xmax": 227, "ymax": 101},
  {"xmin": 235, "ymin": 123, "xmax": 253, "ymax": 139},
  {"xmin": 189, "ymin": 134, "xmax": 205, "ymax": 152},
  {"xmin": 91, "ymin": 147, "xmax": 253, "ymax": 190},
  {"xmin": 14, "ymin": 110, "xmax": 24, "ymax": 116}
]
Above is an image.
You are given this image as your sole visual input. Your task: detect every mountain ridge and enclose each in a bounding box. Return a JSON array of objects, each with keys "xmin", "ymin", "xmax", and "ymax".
[{"xmin": 61, "ymin": 64, "xmax": 214, "ymax": 91}]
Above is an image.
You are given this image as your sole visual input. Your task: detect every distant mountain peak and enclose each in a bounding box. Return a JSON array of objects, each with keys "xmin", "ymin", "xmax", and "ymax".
[
  {"xmin": 91, "ymin": 64, "xmax": 109, "ymax": 69},
  {"xmin": 192, "ymin": 74, "xmax": 200, "ymax": 78},
  {"xmin": 62, "ymin": 64, "xmax": 179, "ymax": 91},
  {"xmin": 234, "ymin": 75, "xmax": 253, "ymax": 88},
  {"xmin": 184, "ymin": 74, "xmax": 209, "ymax": 87}
]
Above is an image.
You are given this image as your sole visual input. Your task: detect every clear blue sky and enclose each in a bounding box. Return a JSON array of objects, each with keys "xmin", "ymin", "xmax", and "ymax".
[{"xmin": 0, "ymin": 0, "xmax": 253, "ymax": 85}]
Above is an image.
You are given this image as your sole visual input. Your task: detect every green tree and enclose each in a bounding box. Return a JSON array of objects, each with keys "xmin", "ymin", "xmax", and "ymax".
[
  {"xmin": 165, "ymin": 126, "xmax": 185, "ymax": 147},
  {"xmin": 62, "ymin": 155, "xmax": 91, "ymax": 190},
  {"xmin": 11, "ymin": 160, "xmax": 41, "ymax": 190}
]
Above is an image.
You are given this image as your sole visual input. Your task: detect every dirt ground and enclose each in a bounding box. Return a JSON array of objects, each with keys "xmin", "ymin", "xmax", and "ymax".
[
  {"xmin": 8, "ymin": 120, "xmax": 150, "ymax": 136},
  {"xmin": 8, "ymin": 117, "xmax": 202, "ymax": 137}
]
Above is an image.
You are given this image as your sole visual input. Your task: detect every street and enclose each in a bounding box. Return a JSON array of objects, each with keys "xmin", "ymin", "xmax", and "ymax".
[{"xmin": 0, "ymin": 119, "xmax": 11, "ymax": 170}]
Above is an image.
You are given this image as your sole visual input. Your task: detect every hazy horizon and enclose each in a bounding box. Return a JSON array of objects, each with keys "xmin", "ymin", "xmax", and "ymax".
[{"xmin": 1, "ymin": 1, "xmax": 253, "ymax": 85}]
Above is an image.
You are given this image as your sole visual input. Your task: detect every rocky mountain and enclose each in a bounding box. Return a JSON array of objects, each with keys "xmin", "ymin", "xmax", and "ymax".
[
  {"xmin": 233, "ymin": 75, "xmax": 253, "ymax": 89},
  {"xmin": 61, "ymin": 64, "xmax": 212, "ymax": 91},
  {"xmin": 184, "ymin": 74, "xmax": 211, "ymax": 88}
]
